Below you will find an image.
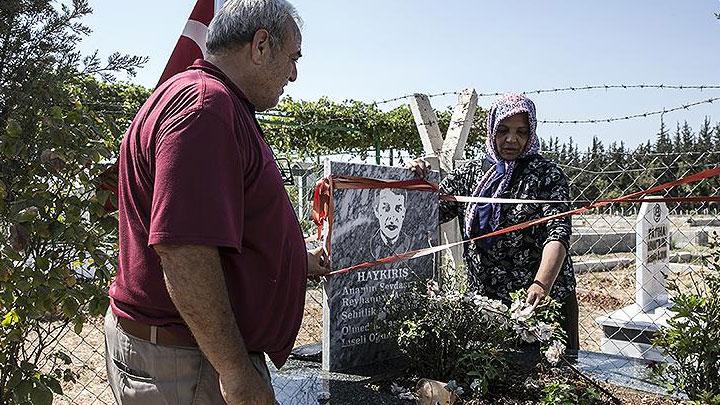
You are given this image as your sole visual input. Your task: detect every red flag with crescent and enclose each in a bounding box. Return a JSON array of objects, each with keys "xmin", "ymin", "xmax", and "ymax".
[{"xmin": 98, "ymin": 0, "xmax": 224, "ymax": 211}]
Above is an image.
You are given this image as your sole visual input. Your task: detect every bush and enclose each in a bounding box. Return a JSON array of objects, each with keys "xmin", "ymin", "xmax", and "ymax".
[
  {"xmin": 653, "ymin": 234, "xmax": 720, "ymax": 404},
  {"xmin": 0, "ymin": 1, "xmax": 147, "ymax": 403},
  {"xmin": 381, "ymin": 279, "xmax": 567, "ymax": 398},
  {"xmin": 541, "ymin": 378, "xmax": 602, "ymax": 405}
]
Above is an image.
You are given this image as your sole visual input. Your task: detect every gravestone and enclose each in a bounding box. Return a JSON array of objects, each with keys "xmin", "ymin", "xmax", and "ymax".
[
  {"xmin": 596, "ymin": 199, "xmax": 673, "ymax": 362},
  {"xmin": 636, "ymin": 202, "xmax": 670, "ymax": 311},
  {"xmin": 322, "ymin": 161, "xmax": 439, "ymax": 373}
]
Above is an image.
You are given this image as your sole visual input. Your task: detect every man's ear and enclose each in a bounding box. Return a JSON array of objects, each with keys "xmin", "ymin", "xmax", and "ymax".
[{"xmin": 250, "ymin": 28, "xmax": 271, "ymax": 64}]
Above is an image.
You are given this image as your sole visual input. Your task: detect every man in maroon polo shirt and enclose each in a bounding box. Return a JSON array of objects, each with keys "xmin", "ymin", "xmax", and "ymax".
[{"xmin": 103, "ymin": 1, "xmax": 327, "ymax": 403}]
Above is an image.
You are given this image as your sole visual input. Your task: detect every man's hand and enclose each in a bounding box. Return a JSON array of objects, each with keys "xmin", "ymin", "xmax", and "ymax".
[
  {"xmin": 219, "ymin": 367, "xmax": 274, "ymax": 405},
  {"xmin": 406, "ymin": 158, "xmax": 430, "ymax": 178},
  {"xmin": 307, "ymin": 246, "xmax": 330, "ymax": 277},
  {"xmin": 526, "ymin": 281, "xmax": 547, "ymax": 310}
]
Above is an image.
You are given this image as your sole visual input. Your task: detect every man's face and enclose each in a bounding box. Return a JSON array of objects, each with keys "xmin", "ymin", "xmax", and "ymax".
[
  {"xmin": 374, "ymin": 189, "xmax": 406, "ymax": 241},
  {"xmin": 254, "ymin": 19, "xmax": 302, "ymax": 111}
]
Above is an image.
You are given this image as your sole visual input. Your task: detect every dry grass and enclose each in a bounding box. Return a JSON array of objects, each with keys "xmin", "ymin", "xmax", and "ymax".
[{"xmin": 295, "ymin": 288, "xmax": 323, "ymax": 347}]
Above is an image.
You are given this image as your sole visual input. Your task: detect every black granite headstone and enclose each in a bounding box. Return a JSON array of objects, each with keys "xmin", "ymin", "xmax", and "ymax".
[{"xmin": 321, "ymin": 161, "xmax": 439, "ymax": 373}]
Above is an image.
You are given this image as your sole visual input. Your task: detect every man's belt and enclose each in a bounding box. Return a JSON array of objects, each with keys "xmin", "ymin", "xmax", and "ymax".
[{"xmin": 117, "ymin": 317, "xmax": 198, "ymax": 348}]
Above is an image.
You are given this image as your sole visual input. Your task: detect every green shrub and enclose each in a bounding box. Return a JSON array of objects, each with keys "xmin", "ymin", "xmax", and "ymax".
[
  {"xmin": 382, "ymin": 279, "xmax": 566, "ymax": 398},
  {"xmin": 542, "ymin": 380, "xmax": 601, "ymax": 405},
  {"xmin": 653, "ymin": 233, "xmax": 720, "ymax": 404},
  {"xmin": 0, "ymin": 1, "xmax": 147, "ymax": 403}
]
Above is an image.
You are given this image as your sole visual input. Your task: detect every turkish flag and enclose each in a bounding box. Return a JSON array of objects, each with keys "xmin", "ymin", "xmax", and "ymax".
[
  {"xmin": 157, "ymin": 0, "xmax": 222, "ymax": 86},
  {"xmin": 99, "ymin": 0, "xmax": 224, "ymax": 211}
]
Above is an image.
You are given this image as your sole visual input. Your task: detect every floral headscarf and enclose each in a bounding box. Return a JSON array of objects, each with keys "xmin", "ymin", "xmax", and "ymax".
[{"xmin": 463, "ymin": 93, "xmax": 541, "ymax": 240}]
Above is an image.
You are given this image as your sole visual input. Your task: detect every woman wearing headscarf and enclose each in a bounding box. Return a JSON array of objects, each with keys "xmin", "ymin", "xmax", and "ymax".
[{"xmin": 410, "ymin": 93, "xmax": 579, "ymax": 350}]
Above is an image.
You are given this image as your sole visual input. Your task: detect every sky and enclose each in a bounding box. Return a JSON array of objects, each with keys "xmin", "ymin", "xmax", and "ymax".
[{"xmin": 77, "ymin": 0, "xmax": 720, "ymax": 150}]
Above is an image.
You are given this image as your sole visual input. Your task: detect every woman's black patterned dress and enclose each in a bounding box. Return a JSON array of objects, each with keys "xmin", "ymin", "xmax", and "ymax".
[{"xmin": 440, "ymin": 155, "xmax": 579, "ymax": 349}]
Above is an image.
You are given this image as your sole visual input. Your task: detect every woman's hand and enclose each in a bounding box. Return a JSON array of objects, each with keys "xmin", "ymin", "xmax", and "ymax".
[
  {"xmin": 526, "ymin": 280, "xmax": 548, "ymax": 310},
  {"xmin": 406, "ymin": 158, "xmax": 430, "ymax": 178}
]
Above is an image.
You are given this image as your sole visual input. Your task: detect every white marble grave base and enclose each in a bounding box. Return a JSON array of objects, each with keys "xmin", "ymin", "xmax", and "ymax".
[{"xmin": 596, "ymin": 303, "xmax": 673, "ymax": 362}]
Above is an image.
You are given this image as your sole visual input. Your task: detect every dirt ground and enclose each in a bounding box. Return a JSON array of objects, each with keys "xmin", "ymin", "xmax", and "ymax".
[
  {"xmin": 50, "ymin": 318, "xmax": 115, "ymax": 405},
  {"xmin": 576, "ymin": 252, "xmax": 710, "ymax": 351}
]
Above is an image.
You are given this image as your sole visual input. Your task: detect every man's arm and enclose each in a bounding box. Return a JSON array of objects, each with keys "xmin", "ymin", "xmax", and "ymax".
[{"xmin": 154, "ymin": 244, "xmax": 274, "ymax": 404}]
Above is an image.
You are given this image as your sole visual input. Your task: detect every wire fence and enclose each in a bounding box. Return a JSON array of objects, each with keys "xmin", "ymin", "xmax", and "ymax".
[{"xmin": 46, "ymin": 149, "xmax": 719, "ymax": 404}]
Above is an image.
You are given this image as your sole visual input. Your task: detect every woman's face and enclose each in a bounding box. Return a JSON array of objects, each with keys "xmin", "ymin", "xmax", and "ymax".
[{"xmin": 494, "ymin": 113, "xmax": 530, "ymax": 161}]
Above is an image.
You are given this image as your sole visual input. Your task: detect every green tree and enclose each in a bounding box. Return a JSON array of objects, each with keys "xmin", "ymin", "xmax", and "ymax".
[
  {"xmin": 697, "ymin": 116, "xmax": 713, "ymax": 151},
  {"xmin": 672, "ymin": 123, "xmax": 682, "ymax": 152},
  {"xmin": 680, "ymin": 121, "xmax": 695, "ymax": 152},
  {"xmin": 261, "ymin": 97, "xmax": 487, "ymax": 163},
  {"xmin": 654, "ymin": 117, "xmax": 672, "ymax": 153},
  {"xmin": 0, "ymin": 1, "xmax": 147, "ymax": 403},
  {"xmin": 546, "ymin": 118, "xmax": 720, "ymax": 214}
]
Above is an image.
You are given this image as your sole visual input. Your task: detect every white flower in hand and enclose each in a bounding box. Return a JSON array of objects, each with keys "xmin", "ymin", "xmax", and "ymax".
[
  {"xmin": 544, "ymin": 340, "xmax": 565, "ymax": 365},
  {"xmin": 532, "ymin": 322, "xmax": 554, "ymax": 342},
  {"xmin": 426, "ymin": 280, "xmax": 439, "ymax": 298},
  {"xmin": 513, "ymin": 323, "xmax": 537, "ymax": 343},
  {"xmin": 510, "ymin": 299, "xmax": 534, "ymax": 322}
]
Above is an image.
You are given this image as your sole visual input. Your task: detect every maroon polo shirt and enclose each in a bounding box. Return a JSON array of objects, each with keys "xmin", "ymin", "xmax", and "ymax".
[{"xmin": 109, "ymin": 60, "xmax": 307, "ymax": 368}]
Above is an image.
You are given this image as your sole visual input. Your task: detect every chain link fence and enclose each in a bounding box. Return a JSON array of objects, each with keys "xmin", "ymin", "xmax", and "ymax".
[
  {"xmin": 44, "ymin": 150, "xmax": 719, "ymax": 403},
  {"xmin": 557, "ymin": 150, "xmax": 720, "ymax": 392}
]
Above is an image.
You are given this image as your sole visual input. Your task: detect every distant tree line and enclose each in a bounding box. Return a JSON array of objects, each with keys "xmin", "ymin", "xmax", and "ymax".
[{"xmin": 539, "ymin": 118, "xmax": 720, "ymax": 210}]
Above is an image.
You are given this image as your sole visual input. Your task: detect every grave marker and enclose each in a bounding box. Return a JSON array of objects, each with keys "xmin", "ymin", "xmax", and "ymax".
[
  {"xmin": 636, "ymin": 202, "xmax": 670, "ymax": 311},
  {"xmin": 321, "ymin": 161, "xmax": 439, "ymax": 373},
  {"xmin": 596, "ymin": 199, "xmax": 672, "ymax": 361}
]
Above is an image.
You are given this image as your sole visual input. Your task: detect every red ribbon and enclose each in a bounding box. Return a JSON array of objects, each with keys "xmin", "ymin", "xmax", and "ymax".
[{"xmin": 314, "ymin": 165, "xmax": 720, "ymax": 276}]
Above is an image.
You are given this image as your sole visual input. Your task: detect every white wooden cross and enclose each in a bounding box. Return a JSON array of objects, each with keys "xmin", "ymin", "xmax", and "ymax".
[{"xmin": 409, "ymin": 88, "xmax": 478, "ymax": 268}]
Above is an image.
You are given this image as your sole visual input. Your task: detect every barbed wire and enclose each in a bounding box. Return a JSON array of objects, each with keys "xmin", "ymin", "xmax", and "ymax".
[
  {"xmin": 257, "ymin": 111, "xmax": 292, "ymax": 118},
  {"xmin": 538, "ymin": 97, "xmax": 719, "ymax": 124},
  {"xmin": 556, "ymin": 161, "xmax": 720, "ymax": 175},
  {"xmin": 372, "ymin": 91, "xmax": 461, "ymax": 106},
  {"xmin": 370, "ymin": 83, "xmax": 720, "ymax": 105},
  {"xmin": 263, "ymin": 94, "xmax": 719, "ymax": 133},
  {"xmin": 482, "ymin": 84, "xmax": 720, "ymax": 98},
  {"xmin": 84, "ymin": 82, "xmax": 720, "ymax": 112},
  {"xmin": 415, "ymin": 96, "xmax": 720, "ymax": 131},
  {"xmin": 546, "ymin": 150, "xmax": 720, "ymax": 158}
]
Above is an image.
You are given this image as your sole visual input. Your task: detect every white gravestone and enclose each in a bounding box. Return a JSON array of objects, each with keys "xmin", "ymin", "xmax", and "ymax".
[
  {"xmin": 596, "ymin": 199, "xmax": 673, "ymax": 362},
  {"xmin": 636, "ymin": 202, "xmax": 670, "ymax": 311}
]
